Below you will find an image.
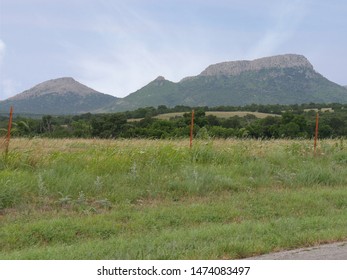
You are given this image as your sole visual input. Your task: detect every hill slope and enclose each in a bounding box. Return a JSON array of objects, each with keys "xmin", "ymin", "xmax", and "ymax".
[
  {"xmin": 103, "ymin": 54, "xmax": 347, "ymax": 112},
  {"xmin": 0, "ymin": 77, "xmax": 117, "ymax": 115},
  {"xmin": 100, "ymin": 76, "xmax": 180, "ymax": 112}
]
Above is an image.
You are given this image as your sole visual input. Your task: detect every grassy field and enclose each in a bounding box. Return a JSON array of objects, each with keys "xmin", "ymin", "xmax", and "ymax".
[
  {"xmin": 0, "ymin": 138, "xmax": 346, "ymax": 259},
  {"xmin": 128, "ymin": 111, "xmax": 279, "ymax": 122}
]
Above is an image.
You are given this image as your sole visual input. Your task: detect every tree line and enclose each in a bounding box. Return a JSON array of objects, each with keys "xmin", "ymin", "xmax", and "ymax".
[{"xmin": 0, "ymin": 103, "xmax": 346, "ymax": 139}]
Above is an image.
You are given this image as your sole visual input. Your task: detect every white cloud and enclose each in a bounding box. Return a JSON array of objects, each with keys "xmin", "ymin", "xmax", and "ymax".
[
  {"xmin": 74, "ymin": 44, "xmax": 211, "ymax": 97},
  {"xmin": 247, "ymin": 0, "xmax": 310, "ymax": 59},
  {"xmin": 0, "ymin": 40, "xmax": 21, "ymax": 100},
  {"xmin": 0, "ymin": 39, "xmax": 5, "ymax": 66},
  {"xmin": 0, "ymin": 79, "xmax": 20, "ymax": 100},
  {"xmin": 68, "ymin": 4, "xmax": 215, "ymax": 97},
  {"xmin": 0, "ymin": 39, "xmax": 10, "ymax": 100}
]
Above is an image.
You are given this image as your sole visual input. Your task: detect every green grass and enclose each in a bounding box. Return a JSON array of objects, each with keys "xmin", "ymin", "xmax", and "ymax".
[{"xmin": 0, "ymin": 138, "xmax": 346, "ymax": 259}]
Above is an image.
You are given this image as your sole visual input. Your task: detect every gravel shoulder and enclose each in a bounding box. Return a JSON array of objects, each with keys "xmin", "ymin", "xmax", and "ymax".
[{"xmin": 245, "ymin": 241, "xmax": 347, "ymax": 260}]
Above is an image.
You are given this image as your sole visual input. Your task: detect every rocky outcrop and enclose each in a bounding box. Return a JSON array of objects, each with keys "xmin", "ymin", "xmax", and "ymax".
[
  {"xmin": 199, "ymin": 54, "xmax": 313, "ymax": 77},
  {"xmin": 154, "ymin": 76, "xmax": 166, "ymax": 81}
]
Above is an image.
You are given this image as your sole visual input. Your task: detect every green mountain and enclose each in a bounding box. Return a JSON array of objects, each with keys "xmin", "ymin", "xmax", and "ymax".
[
  {"xmin": 99, "ymin": 76, "xmax": 180, "ymax": 112},
  {"xmin": 103, "ymin": 54, "xmax": 347, "ymax": 112},
  {"xmin": 0, "ymin": 77, "xmax": 117, "ymax": 115},
  {"xmin": 1, "ymin": 54, "xmax": 346, "ymax": 115}
]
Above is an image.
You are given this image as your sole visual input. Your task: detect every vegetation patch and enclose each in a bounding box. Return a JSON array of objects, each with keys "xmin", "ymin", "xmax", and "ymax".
[
  {"xmin": 0, "ymin": 138, "xmax": 346, "ymax": 259},
  {"xmin": 1, "ymin": 103, "xmax": 346, "ymax": 139}
]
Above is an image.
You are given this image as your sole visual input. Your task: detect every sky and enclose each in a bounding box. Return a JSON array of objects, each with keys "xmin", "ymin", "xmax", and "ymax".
[{"xmin": 0, "ymin": 0, "xmax": 346, "ymax": 100}]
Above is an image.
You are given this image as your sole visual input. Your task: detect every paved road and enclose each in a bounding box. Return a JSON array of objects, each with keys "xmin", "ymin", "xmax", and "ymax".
[{"xmin": 245, "ymin": 241, "xmax": 347, "ymax": 260}]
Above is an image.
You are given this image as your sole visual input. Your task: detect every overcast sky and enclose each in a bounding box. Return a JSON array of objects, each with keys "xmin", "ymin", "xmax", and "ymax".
[{"xmin": 0, "ymin": 0, "xmax": 346, "ymax": 100}]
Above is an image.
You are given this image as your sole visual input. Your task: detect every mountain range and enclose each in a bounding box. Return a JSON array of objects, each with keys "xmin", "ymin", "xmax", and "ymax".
[{"xmin": 1, "ymin": 54, "xmax": 347, "ymax": 115}]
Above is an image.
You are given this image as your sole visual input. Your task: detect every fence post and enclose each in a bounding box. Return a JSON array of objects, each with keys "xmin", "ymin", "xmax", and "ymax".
[
  {"xmin": 5, "ymin": 106, "xmax": 14, "ymax": 155},
  {"xmin": 314, "ymin": 112, "xmax": 319, "ymax": 156},
  {"xmin": 190, "ymin": 109, "xmax": 195, "ymax": 148}
]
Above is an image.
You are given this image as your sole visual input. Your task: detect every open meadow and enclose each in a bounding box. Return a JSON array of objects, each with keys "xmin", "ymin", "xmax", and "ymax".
[
  {"xmin": 0, "ymin": 138, "xmax": 347, "ymax": 259},
  {"xmin": 127, "ymin": 111, "xmax": 279, "ymax": 122}
]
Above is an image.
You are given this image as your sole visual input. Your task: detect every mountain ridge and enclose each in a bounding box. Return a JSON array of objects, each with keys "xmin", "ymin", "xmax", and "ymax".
[
  {"xmin": 1, "ymin": 54, "xmax": 347, "ymax": 115},
  {"xmin": 180, "ymin": 54, "xmax": 313, "ymax": 82},
  {"xmin": 103, "ymin": 54, "xmax": 347, "ymax": 112}
]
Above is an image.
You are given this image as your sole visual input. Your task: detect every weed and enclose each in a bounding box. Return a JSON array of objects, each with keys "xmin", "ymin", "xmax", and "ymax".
[
  {"xmin": 129, "ymin": 162, "xmax": 137, "ymax": 177},
  {"xmin": 37, "ymin": 174, "xmax": 47, "ymax": 197},
  {"xmin": 56, "ymin": 193, "xmax": 72, "ymax": 206},
  {"xmin": 95, "ymin": 199, "xmax": 112, "ymax": 210},
  {"xmin": 94, "ymin": 176, "xmax": 103, "ymax": 191}
]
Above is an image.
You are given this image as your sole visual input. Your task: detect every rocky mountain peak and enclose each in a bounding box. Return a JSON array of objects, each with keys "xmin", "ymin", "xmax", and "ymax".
[
  {"xmin": 154, "ymin": 76, "xmax": 166, "ymax": 81},
  {"xmin": 9, "ymin": 77, "xmax": 101, "ymax": 101},
  {"xmin": 199, "ymin": 54, "xmax": 314, "ymax": 77},
  {"xmin": 150, "ymin": 76, "xmax": 167, "ymax": 86}
]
